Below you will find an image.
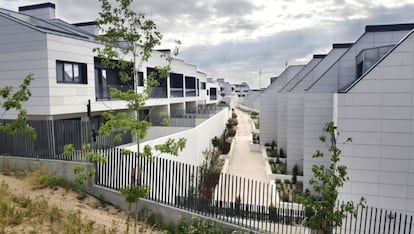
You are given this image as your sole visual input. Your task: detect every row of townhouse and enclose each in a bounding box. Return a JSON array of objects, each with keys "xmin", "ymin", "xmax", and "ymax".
[
  {"xmin": 260, "ymin": 23, "xmax": 414, "ymax": 215},
  {"xmin": 0, "ymin": 3, "xmax": 225, "ymax": 165}
]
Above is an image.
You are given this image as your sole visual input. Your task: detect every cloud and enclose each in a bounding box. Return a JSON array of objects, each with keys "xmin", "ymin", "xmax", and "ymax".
[
  {"xmin": 212, "ymin": 0, "xmax": 262, "ymax": 17},
  {"xmin": 179, "ymin": 3, "xmax": 414, "ymax": 88},
  {"xmin": 2, "ymin": 0, "xmax": 414, "ymax": 88}
]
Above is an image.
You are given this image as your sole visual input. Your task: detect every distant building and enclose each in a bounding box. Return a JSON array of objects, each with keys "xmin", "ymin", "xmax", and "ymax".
[
  {"xmin": 0, "ymin": 2, "xmax": 225, "ymax": 166},
  {"xmin": 259, "ymin": 23, "xmax": 414, "ymax": 216}
]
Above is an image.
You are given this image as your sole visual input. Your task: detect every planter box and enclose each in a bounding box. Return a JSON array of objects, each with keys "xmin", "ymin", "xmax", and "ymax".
[
  {"xmin": 249, "ymin": 142, "xmax": 261, "ymax": 152},
  {"xmin": 269, "ymin": 174, "xmax": 304, "ymax": 182},
  {"xmin": 249, "ymin": 133, "xmax": 261, "ymax": 152}
]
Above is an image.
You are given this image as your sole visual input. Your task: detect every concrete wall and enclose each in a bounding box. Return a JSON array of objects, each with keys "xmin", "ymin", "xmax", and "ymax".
[
  {"xmin": 0, "ymin": 156, "xmax": 93, "ymax": 185},
  {"xmin": 336, "ymin": 31, "xmax": 414, "ymax": 215}
]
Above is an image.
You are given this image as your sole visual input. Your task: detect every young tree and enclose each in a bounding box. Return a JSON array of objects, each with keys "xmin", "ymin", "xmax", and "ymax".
[
  {"xmin": 94, "ymin": 0, "xmax": 186, "ymax": 231},
  {"xmin": 298, "ymin": 122, "xmax": 365, "ymax": 234},
  {"xmin": 0, "ymin": 74, "xmax": 36, "ymax": 140}
]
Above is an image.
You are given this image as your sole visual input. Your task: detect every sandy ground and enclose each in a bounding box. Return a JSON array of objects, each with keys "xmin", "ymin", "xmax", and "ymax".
[{"xmin": 0, "ymin": 172, "xmax": 164, "ymax": 233}]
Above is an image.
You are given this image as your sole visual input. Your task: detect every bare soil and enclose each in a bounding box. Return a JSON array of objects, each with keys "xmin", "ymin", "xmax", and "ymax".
[{"xmin": 0, "ymin": 171, "xmax": 165, "ymax": 234}]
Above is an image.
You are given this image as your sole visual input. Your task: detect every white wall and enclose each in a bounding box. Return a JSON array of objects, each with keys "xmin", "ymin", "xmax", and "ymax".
[
  {"xmin": 336, "ymin": 31, "xmax": 414, "ymax": 215},
  {"xmin": 286, "ymin": 47, "xmax": 350, "ymax": 173},
  {"xmin": 0, "ymin": 15, "xmax": 49, "ymax": 118},
  {"xmin": 308, "ymin": 31, "xmax": 410, "ymax": 93},
  {"xmin": 259, "ymin": 65, "xmax": 304, "ymax": 145},
  {"xmin": 284, "ymin": 57, "xmax": 324, "ymax": 172},
  {"xmin": 286, "ymin": 93, "xmax": 304, "ymax": 172},
  {"xmin": 277, "ymin": 93, "xmax": 288, "ymax": 152},
  {"xmin": 125, "ymin": 107, "xmax": 230, "ymax": 166},
  {"xmin": 302, "ymin": 93, "xmax": 335, "ymax": 190},
  {"xmin": 0, "ymin": 15, "xmax": 214, "ymax": 119},
  {"xmin": 303, "ymin": 29, "xmax": 413, "ymax": 192}
]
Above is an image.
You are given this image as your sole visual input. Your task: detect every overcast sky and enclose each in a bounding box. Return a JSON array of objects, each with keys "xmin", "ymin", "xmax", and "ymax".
[{"xmin": 2, "ymin": 0, "xmax": 414, "ymax": 88}]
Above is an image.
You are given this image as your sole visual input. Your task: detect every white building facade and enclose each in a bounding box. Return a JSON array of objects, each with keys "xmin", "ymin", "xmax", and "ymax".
[{"xmin": 260, "ymin": 23, "xmax": 414, "ymax": 215}]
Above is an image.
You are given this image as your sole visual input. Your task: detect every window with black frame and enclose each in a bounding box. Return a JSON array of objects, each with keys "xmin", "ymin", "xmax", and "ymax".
[
  {"xmin": 56, "ymin": 60, "xmax": 87, "ymax": 84},
  {"xmin": 147, "ymin": 67, "xmax": 168, "ymax": 98},
  {"xmin": 94, "ymin": 57, "xmax": 134, "ymax": 100},
  {"xmin": 185, "ymin": 76, "xmax": 196, "ymax": 97},
  {"xmin": 170, "ymin": 72, "xmax": 184, "ymax": 97}
]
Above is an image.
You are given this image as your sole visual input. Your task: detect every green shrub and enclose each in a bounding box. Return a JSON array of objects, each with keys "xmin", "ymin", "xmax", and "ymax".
[
  {"xmin": 279, "ymin": 148, "xmax": 286, "ymax": 158},
  {"xmin": 37, "ymin": 175, "xmax": 71, "ymax": 189}
]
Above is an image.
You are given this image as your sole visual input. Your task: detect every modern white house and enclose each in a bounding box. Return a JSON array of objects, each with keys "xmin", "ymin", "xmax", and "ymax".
[
  {"xmin": 239, "ymin": 89, "xmax": 262, "ymax": 113},
  {"xmin": 335, "ymin": 28, "xmax": 414, "ymax": 214},
  {"xmin": 0, "ymin": 2, "xmax": 225, "ymax": 166},
  {"xmin": 260, "ymin": 65, "xmax": 304, "ymax": 146},
  {"xmin": 260, "ymin": 23, "xmax": 414, "ymax": 215}
]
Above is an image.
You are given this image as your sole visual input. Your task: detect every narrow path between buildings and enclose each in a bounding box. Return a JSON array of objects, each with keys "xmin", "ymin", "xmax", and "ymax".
[{"xmin": 225, "ymin": 108, "xmax": 269, "ymax": 183}]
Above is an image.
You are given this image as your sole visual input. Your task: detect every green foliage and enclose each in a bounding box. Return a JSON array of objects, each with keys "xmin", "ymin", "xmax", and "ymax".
[
  {"xmin": 297, "ymin": 122, "xmax": 365, "ymax": 233},
  {"xmin": 270, "ymin": 160, "xmax": 287, "ymax": 174},
  {"xmin": 64, "ymin": 143, "xmax": 107, "ymax": 188},
  {"xmin": 211, "ymin": 136, "xmax": 221, "ymax": 149},
  {"xmin": 173, "ymin": 218, "xmax": 252, "ymax": 234},
  {"xmin": 120, "ymin": 185, "xmax": 149, "ymax": 232},
  {"xmin": 199, "ymin": 149, "xmax": 224, "ymax": 199},
  {"xmin": 120, "ymin": 185, "xmax": 149, "ymax": 204},
  {"xmin": 154, "ymin": 138, "xmax": 187, "ymax": 157},
  {"xmin": 279, "ymin": 148, "xmax": 286, "ymax": 158},
  {"xmin": 94, "ymin": 0, "xmax": 186, "ymax": 232},
  {"xmin": 0, "ymin": 74, "xmax": 36, "ymax": 140},
  {"xmin": 271, "ymin": 141, "xmax": 277, "ymax": 151},
  {"xmin": 37, "ymin": 175, "xmax": 71, "ymax": 189},
  {"xmin": 292, "ymin": 164, "xmax": 299, "ymax": 184}
]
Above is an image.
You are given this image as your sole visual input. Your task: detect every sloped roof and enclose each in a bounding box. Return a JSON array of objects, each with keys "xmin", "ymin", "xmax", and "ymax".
[
  {"xmin": 0, "ymin": 7, "xmax": 96, "ymax": 41},
  {"xmin": 339, "ymin": 29, "xmax": 414, "ymax": 93}
]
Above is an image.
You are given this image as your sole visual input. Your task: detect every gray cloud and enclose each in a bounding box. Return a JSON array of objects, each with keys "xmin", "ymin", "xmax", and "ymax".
[
  {"xmin": 179, "ymin": 3, "xmax": 414, "ymax": 87},
  {"xmin": 212, "ymin": 0, "xmax": 262, "ymax": 17},
  {"xmin": 2, "ymin": 0, "xmax": 414, "ymax": 88},
  {"xmin": 221, "ymin": 18, "xmax": 259, "ymax": 33}
]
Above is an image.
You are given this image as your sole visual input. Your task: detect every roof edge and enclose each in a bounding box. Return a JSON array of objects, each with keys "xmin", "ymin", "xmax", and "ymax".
[
  {"xmin": 333, "ymin": 43, "xmax": 353, "ymax": 49},
  {"xmin": 365, "ymin": 23, "xmax": 414, "ymax": 32},
  {"xmin": 73, "ymin": 21, "xmax": 96, "ymax": 27},
  {"xmin": 19, "ymin": 2, "xmax": 55, "ymax": 11}
]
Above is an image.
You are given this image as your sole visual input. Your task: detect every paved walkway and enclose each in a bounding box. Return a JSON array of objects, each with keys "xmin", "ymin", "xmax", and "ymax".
[{"xmin": 225, "ymin": 109, "xmax": 269, "ymax": 183}]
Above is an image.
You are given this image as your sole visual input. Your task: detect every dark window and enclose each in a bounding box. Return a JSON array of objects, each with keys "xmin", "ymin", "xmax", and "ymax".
[
  {"xmin": 94, "ymin": 57, "xmax": 134, "ymax": 100},
  {"xmin": 170, "ymin": 72, "xmax": 184, "ymax": 97},
  {"xmin": 147, "ymin": 67, "xmax": 167, "ymax": 98},
  {"xmin": 201, "ymin": 82, "xmax": 206, "ymax": 90},
  {"xmin": 56, "ymin": 60, "xmax": 87, "ymax": 84},
  {"xmin": 196, "ymin": 79, "xmax": 200, "ymax": 96},
  {"xmin": 185, "ymin": 76, "xmax": 196, "ymax": 97},
  {"xmin": 138, "ymin": 72, "xmax": 144, "ymax": 86},
  {"xmin": 210, "ymin": 87, "xmax": 217, "ymax": 100}
]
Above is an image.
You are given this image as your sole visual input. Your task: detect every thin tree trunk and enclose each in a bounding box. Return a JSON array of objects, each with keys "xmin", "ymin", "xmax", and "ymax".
[{"xmin": 127, "ymin": 202, "xmax": 131, "ymax": 233}]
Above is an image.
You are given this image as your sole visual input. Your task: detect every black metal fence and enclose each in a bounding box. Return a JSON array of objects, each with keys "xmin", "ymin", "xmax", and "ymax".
[
  {"xmin": 93, "ymin": 148, "xmax": 414, "ymax": 234},
  {"xmin": 0, "ymin": 119, "xmax": 131, "ymax": 158}
]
